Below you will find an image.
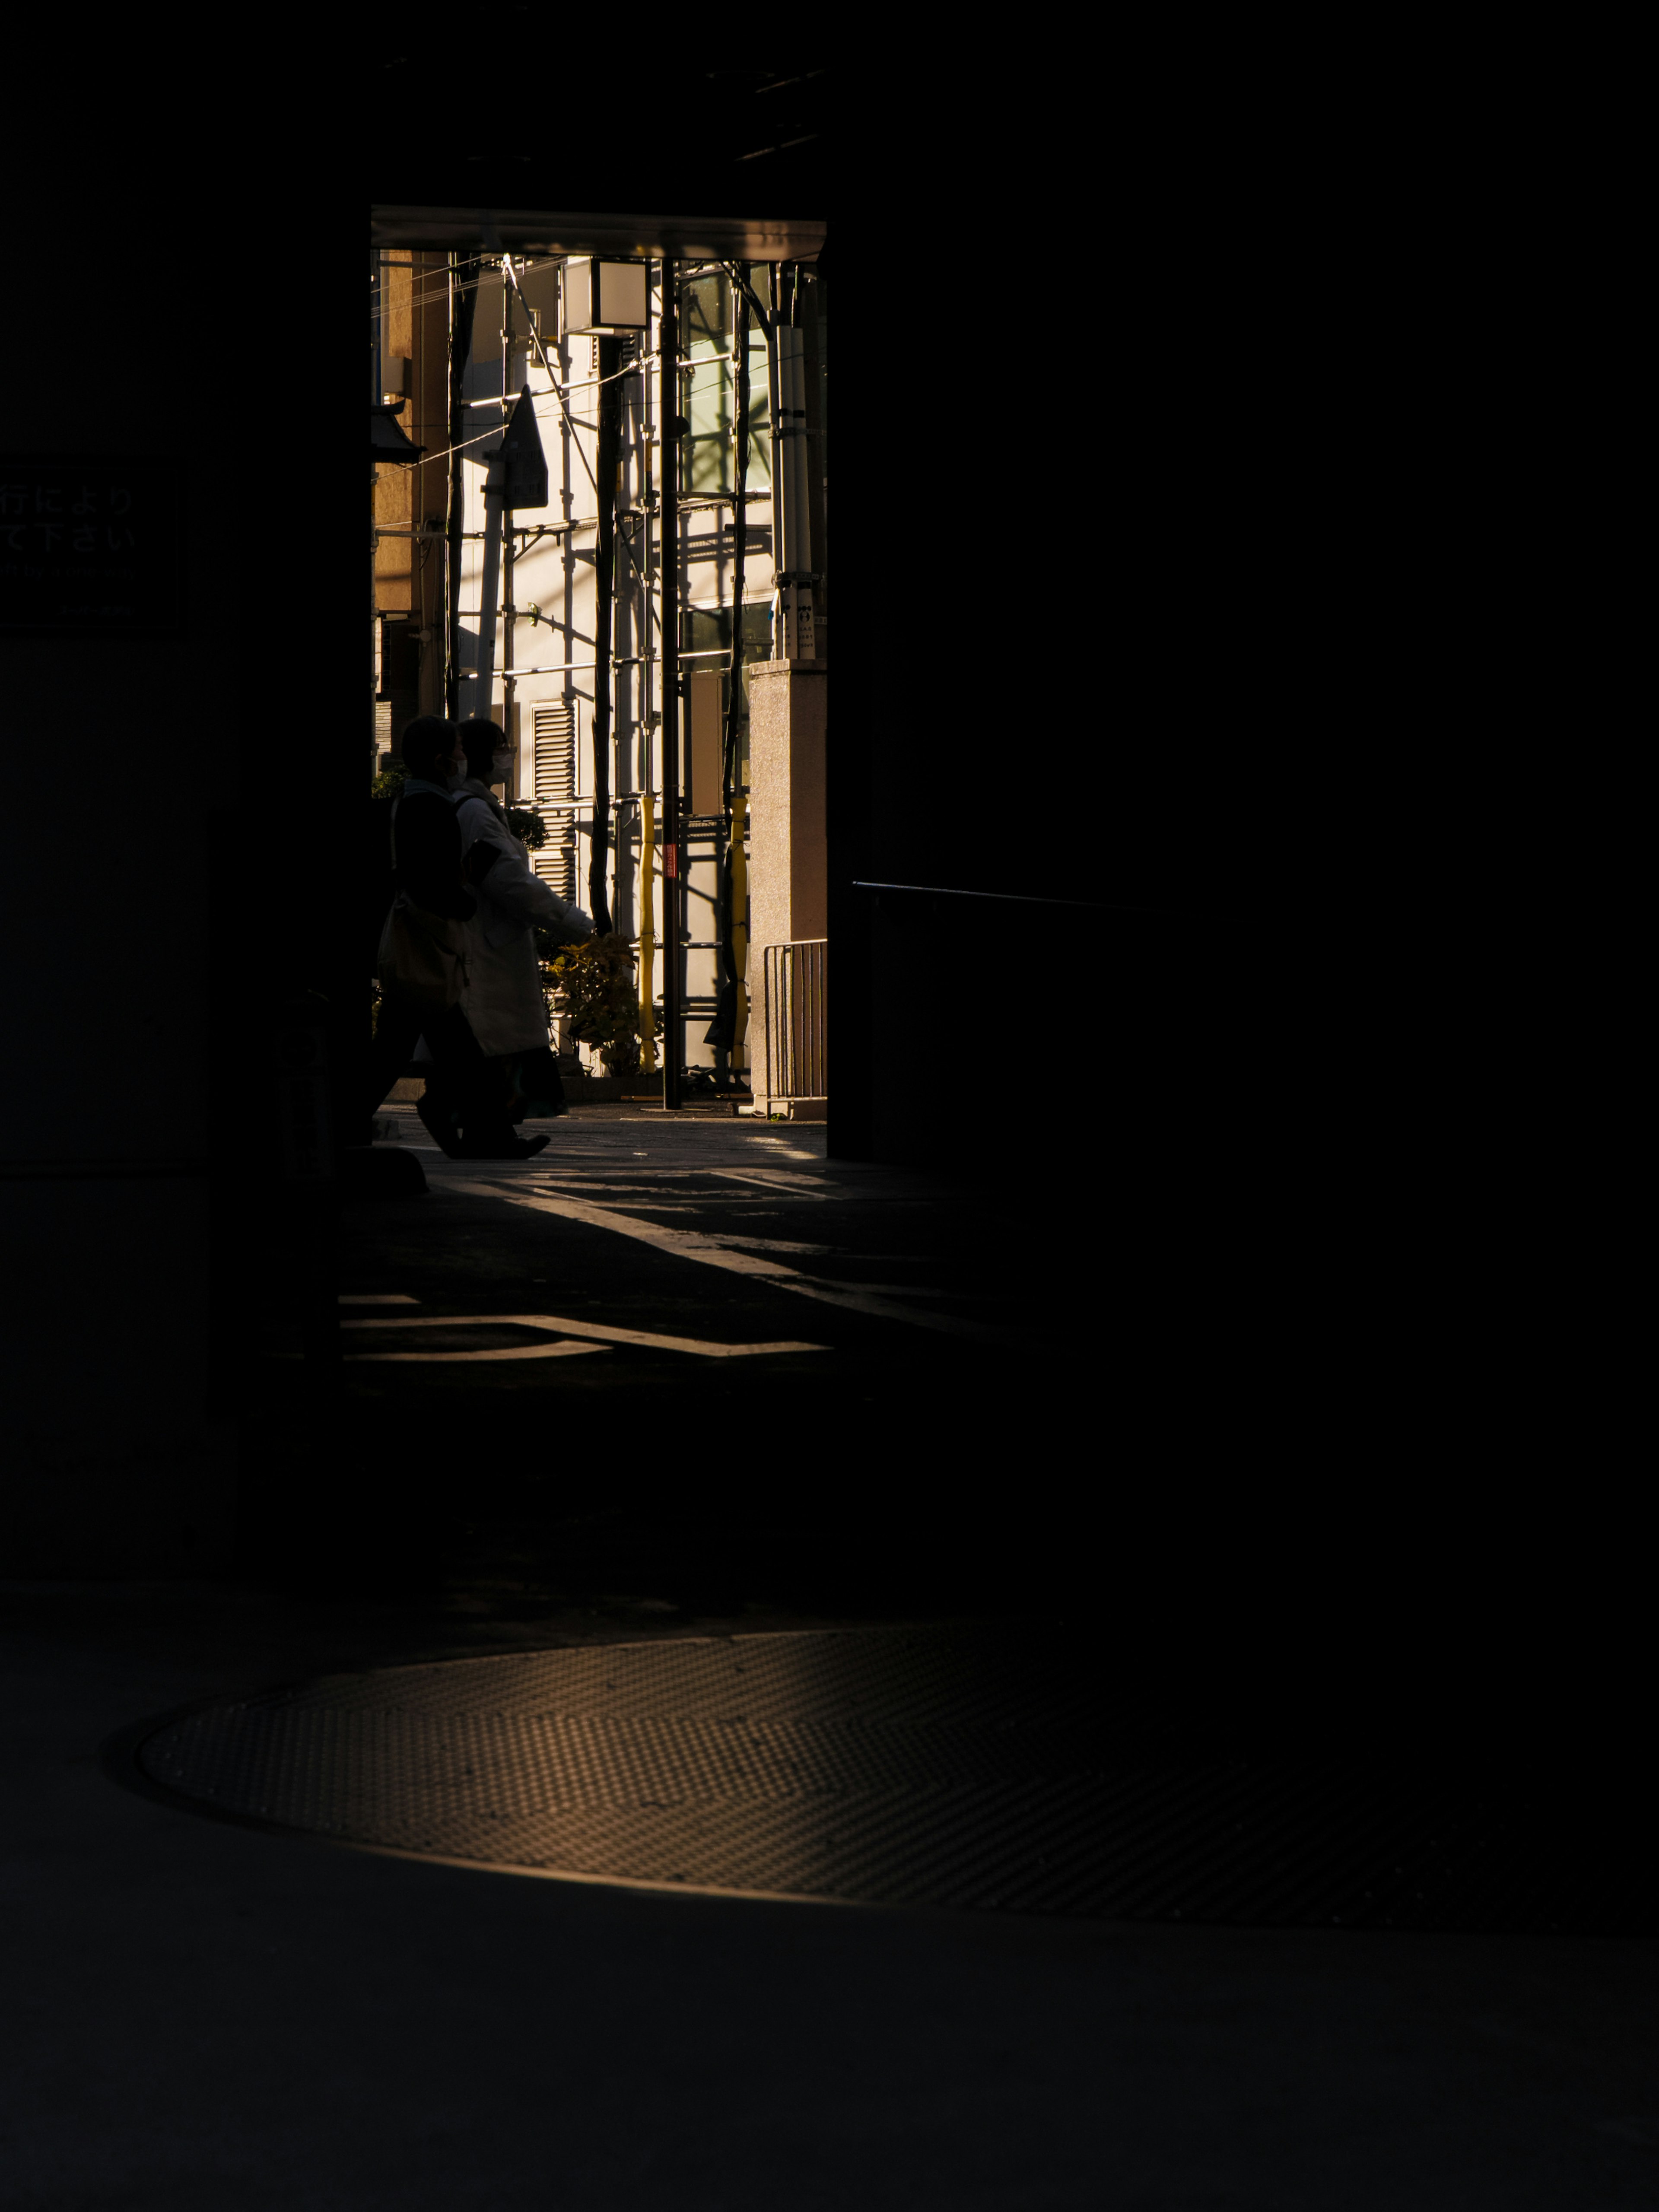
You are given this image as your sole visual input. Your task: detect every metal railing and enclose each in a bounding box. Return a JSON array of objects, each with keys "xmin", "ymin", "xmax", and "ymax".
[{"xmin": 759, "ymin": 939, "xmax": 827, "ymax": 1109}]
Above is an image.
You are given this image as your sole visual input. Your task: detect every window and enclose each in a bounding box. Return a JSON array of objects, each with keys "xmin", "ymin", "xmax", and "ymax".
[
  {"xmin": 377, "ymin": 614, "xmax": 419, "ymax": 699},
  {"xmin": 679, "ymin": 270, "xmax": 771, "ymax": 496},
  {"xmin": 679, "ymin": 606, "xmax": 772, "ymax": 788},
  {"xmin": 682, "ymin": 604, "xmax": 772, "ymax": 662}
]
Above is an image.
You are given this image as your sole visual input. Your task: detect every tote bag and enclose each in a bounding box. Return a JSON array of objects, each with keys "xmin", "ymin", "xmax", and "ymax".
[
  {"xmin": 377, "ymin": 893, "xmax": 464, "ymax": 1013},
  {"xmin": 376, "ymin": 797, "xmax": 466, "ymax": 1014}
]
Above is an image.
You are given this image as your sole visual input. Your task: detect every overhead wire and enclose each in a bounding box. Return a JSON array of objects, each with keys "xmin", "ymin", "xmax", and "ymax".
[
  {"xmin": 500, "ymin": 257, "xmax": 651, "ymax": 594},
  {"xmin": 387, "ymin": 258, "xmax": 776, "ymax": 712}
]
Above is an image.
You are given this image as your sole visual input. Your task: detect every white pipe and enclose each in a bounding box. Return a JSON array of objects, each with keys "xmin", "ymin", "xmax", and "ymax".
[
  {"xmin": 772, "ymin": 324, "xmax": 814, "ymax": 658},
  {"xmin": 795, "ymin": 343, "xmax": 815, "ymax": 658},
  {"xmin": 790, "ymin": 330, "xmax": 810, "ymax": 576},
  {"xmin": 467, "ymin": 458, "xmax": 506, "ymax": 721}
]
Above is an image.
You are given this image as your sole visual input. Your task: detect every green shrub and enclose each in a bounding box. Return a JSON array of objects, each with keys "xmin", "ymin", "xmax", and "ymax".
[{"xmin": 545, "ymin": 933, "xmax": 642, "ymax": 1074}]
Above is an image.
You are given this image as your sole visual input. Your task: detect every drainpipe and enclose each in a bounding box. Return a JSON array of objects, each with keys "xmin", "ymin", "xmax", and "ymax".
[
  {"xmin": 786, "ymin": 317, "xmax": 815, "ymax": 658},
  {"xmin": 772, "ymin": 298, "xmax": 814, "ymax": 661}
]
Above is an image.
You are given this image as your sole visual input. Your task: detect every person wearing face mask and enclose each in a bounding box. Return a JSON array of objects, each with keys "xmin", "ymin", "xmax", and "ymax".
[
  {"xmin": 364, "ymin": 715, "xmax": 540, "ymax": 1160},
  {"xmin": 441, "ymin": 715, "xmax": 594, "ymax": 1145}
]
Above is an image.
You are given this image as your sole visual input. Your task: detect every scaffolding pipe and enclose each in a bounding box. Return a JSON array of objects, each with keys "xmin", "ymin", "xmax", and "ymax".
[
  {"xmin": 708, "ymin": 268, "xmax": 751, "ymax": 1066},
  {"xmin": 659, "ymin": 258, "xmax": 682, "ymax": 1110},
  {"xmin": 499, "ymin": 273, "xmax": 523, "ymax": 772},
  {"xmin": 369, "ymin": 255, "xmax": 379, "ymax": 775},
  {"xmin": 445, "ymin": 252, "xmax": 481, "ymax": 718},
  {"xmin": 588, "ymin": 333, "xmax": 620, "ymax": 932},
  {"xmin": 468, "ymin": 455, "xmax": 505, "ymax": 722},
  {"xmin": 638, "ymin": 789, "xmax": 658, "ymax": 1072}
]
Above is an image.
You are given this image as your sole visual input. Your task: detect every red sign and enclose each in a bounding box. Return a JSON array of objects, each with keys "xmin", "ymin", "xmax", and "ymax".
[{"xmin": 662, "ymin": 844, "xmax": 679, "ymax": 879}]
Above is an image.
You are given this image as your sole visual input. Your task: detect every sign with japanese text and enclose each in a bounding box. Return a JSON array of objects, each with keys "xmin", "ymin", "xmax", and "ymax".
[{"xmin": 0, "ymin": 458, "xmax": 180, "ymax": 634}]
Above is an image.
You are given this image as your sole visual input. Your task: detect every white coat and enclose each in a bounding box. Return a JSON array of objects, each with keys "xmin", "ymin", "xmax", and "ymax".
[{"xmin": 450, "ymin": 779, "xmax": 592, "ymax": 1056}]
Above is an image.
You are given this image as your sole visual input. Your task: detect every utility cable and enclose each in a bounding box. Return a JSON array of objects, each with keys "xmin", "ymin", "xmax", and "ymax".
[{"xmin": 502, "ymin": 257, "xmax": 650, "ymax": 594}]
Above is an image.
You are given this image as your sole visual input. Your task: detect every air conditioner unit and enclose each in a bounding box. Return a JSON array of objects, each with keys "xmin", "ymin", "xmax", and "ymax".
[{"xmin": 562, "ymin": 259, "xmax": 650, "ymax": 337}]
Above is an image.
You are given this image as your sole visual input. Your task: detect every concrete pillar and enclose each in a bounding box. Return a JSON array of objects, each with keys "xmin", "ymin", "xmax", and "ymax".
[{"xmin": 746, "ymin": 660, "xmax": 827, "ymax": 1115}]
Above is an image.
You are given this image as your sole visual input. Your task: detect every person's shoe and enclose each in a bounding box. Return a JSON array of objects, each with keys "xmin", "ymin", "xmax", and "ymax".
[
  {"xmin": 416, "ymin": 1095, "xmax": 464, "ymax": 1157},
  {"xmin": 455, "ymin": 1130, "xmax": 549, "ymax": 1160}
]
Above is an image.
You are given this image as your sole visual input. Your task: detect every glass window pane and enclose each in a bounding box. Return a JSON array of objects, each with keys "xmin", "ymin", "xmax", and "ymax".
[
  {"xmin": 682, "ymin": 273, "xmax": 727, "ymax": 357},
  {"xmin": 677, "ymin": 270, "xmax": 771, "ymax": 493},
  {"xmin": 682, "ymin": 356, "xmax": 731, "ymax": 493}
]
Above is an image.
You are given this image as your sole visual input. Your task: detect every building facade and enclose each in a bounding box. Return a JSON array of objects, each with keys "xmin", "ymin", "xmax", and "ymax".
[{"xmin": 372, "ymin": 249, "xmax": 828, "ymax": 1096}]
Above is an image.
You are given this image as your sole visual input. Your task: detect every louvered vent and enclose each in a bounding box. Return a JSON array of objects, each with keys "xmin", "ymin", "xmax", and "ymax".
[
  {"xmin": 533, "ymin": 702, "xmax": 577, "ymax": 900},
  {"xmin": 590, "ymin": 334, "xmax": 640, "ymax": 375}
]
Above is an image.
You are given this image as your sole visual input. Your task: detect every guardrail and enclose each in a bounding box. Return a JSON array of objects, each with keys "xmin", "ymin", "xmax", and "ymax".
[{"xmin": 757, "ymin": 939, "xmax": 826, "ymax": 1117}]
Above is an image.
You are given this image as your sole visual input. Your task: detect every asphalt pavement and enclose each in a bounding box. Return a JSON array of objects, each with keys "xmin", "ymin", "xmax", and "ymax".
[{"xmin": 3, "ymin": 1108, "xmax": 1655, "ymax": 2208}]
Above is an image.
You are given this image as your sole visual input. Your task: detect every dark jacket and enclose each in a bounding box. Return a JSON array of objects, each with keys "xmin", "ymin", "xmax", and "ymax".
[
  {"xmin": 366, "ymin": 783, "xmax": 477, "ymax": 973},
  {"xmin": 381, "ymin": 785, "xmax": 477, "ymax": 919}
]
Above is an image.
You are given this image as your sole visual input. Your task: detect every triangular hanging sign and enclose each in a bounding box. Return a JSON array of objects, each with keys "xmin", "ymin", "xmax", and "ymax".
[
  {"xmin": 371, "ymin": 401, "xmax": 424, "ymax": 462},
  {"xmin": 499, "ymin": 386, "xmax": 548, "ymax": 508}
]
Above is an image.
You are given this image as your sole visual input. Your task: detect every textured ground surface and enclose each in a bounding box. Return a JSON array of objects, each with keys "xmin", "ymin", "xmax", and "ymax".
[
  {"xmin": 5, "ymin": 1580, "xmax": 1659, "ymax": 2212},
  {"xmin": 121, "ymin": 1621, "xmax": 1659, "ymax": 1937},
  {"xmin": 6, "ymin": 1111, "xmax": 1655, "ymax": 2208}
]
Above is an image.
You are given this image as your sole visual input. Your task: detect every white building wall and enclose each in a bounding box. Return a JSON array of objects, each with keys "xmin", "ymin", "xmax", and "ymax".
[{"xmin": 454, "ymin": 257, "xmax": 777, "ymax": 1075}]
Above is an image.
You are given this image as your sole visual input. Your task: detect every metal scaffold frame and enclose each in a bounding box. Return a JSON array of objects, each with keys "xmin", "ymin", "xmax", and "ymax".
[{"xmin": 371, "ymin": 242, "xmax": 823, "ymax": 1108}]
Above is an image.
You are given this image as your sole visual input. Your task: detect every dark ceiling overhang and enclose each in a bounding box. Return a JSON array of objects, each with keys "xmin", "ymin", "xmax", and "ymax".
[{"xmin": 371, "ymin": 206, "xmax": 826, "ymax": 263}]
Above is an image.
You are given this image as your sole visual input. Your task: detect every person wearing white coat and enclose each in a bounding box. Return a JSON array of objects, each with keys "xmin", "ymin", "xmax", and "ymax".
[{"xmin": 442, "ymin": 717, "xmax": 593, "ymax": 1142}]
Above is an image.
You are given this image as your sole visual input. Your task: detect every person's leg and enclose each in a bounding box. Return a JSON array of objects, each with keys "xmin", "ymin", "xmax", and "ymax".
[
  {"xmin": 415, "ymin": 1008, "xmax": 546, "ymax": 1156},
  {"xmin": 505, "ymin": 1046, "xmax": 568, "ymax": 1122},
  {"xmin": 461, "ymin": 1058, "xmax": 517, "ymax": 1146},
  {"xmin": 411, "ymin": 1003, "xmax": 486, "ymax": 1156},
  {"xmin": 455, "ymin": 1057, "xmax": 547, "ymax": 1157},
  {"xmin": 413, "ymin": 1062, "xmax": 462, "ymax": 1155},
  {"xmin": 365, "ymin": 991, "xmax": 422, "ymax": 1119}
]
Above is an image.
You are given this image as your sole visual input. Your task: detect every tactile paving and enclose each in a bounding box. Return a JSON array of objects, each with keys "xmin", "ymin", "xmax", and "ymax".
[{"xmin": 132, "ymin": 1626, "xmax": 1656, "ymax": 1931}]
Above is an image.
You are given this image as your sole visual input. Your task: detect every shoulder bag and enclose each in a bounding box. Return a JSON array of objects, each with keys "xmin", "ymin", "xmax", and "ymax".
[{"xmin": 376, "ymin": 797, "xmax": 467, "ymax": 1014}]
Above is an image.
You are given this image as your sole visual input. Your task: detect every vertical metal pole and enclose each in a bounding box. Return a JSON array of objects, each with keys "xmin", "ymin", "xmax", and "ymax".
[
  {"xmin": 765, "ymin": 270, "xmax": 785, "ymax": 658},
  {"xmin": 446, "ymin": 253, "xmax": 480, "ymax": 721},
  {"xmin": 787, "ymin": 324, "xmax": 815, "ymax": 658},
  {"xmin": 370, "ymin": 250, "xmax": 381, "ymax": 776},
  {"xmin": 718, "ymin": 275, "xmax": 751, "ymax": 1080},
  {"xmin": 501, "ymin": 269, "xmax": 515, "ymax": 754},
  {"xmin": 638, "ymin": 789, "xmax": 657, "ymax": 1070},
  {"xmin": 502, "ymin": 495, "xmax": 514, "ymax": 731},
  {"xmin": 474, "ymin": 469, "xmax": 504, "ymax": 722},
  {"xmin": 660, "ymin": 257, "xmax": 682, "ymax": 1110},
  {"xmin": 370, "ymin": 469, "xmax": 379, "ymax": 773},
  {"xmin": 590, "ymin": 332, "xmax": 620, "ymax": 932},
  {"xmin": 638, "ymin": 288, "xmax": 657, "ymax": 1074}
]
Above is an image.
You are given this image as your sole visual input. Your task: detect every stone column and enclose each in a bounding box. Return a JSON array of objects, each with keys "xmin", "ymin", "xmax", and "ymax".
[{"xmin": 746, "ymin": 660, "xmax": 827, "ymax": 1115}]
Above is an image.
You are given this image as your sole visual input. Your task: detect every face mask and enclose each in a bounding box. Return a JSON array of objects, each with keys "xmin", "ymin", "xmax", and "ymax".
[{"xmin": 490, "ymin": 750, "xmax": 513, "ymax": 787}]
